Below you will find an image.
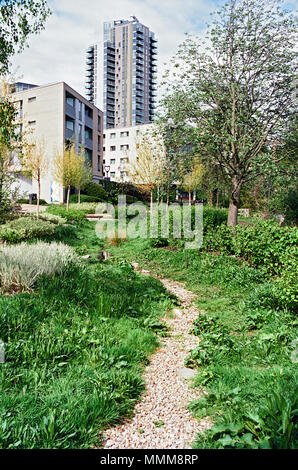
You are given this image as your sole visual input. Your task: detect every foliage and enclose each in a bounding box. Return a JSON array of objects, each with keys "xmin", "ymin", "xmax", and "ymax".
[
  {"xmin": 46, "ymin": 205, "xmax": 86, "ymax": 222},
  {"xmin": 53, "ymin": 144, "xmax": 80, "ymax": 210},
  {"xmin": 128, "ymin": 134, "xmax": 166, "ymax": 209},
  {"xmin": 82, "ymin": 182, "xmax": 107, "ymax": 201},
  {"xmin": 0, "ymin": 252, "xmax": 173, "ymax": 448},
  {"xmin": 69, "ymin": 194, "xmax": 100, "ymax": 204},
  {"xmin": 0, "ymin": 0, "xmax": 51, "ymax": 73},
  {"xmin": 0, "ymin": 242, "xmax": 75, "ymax": 292},
  {"xmin": 0, "ymin": 215, "xmax": 58, "ymax": 242},
  {"xmin": 22, "ymin": 138, "xmax": 48, "ymax": 216},
  {"xmin": 160, "ymin": 0, "xmax": 297, "ymax": 225}
]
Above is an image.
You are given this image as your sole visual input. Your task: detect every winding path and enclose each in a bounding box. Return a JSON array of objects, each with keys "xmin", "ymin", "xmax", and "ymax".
[{"xmin": 102, "ymin": 269, "xmax": 211, "ymax": 449}]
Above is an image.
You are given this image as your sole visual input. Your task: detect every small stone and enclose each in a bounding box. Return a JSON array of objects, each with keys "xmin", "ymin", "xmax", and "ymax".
[
  {"xmin": 81, "ymin": 254, "xmax": 91, "ymax": 259},
  {"xmin": 177, "ymin": 367, "xmax": 197, "ymax": 380}
]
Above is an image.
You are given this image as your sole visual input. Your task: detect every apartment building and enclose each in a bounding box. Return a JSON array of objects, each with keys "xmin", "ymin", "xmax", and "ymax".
[
  {"xmin": 85, "ymin": 17, "xmax": 157, "ymax": 129},
  {"xmin": 12, "ymin": 81, "xmax": 103, "ymax": 203},
  {"xmin": 103, "ymin": 123, "xmax": 154, "ymax": 181},
  {"xmin": 85, "ymin": 45, "xmax": 98, "ymax": 105}
]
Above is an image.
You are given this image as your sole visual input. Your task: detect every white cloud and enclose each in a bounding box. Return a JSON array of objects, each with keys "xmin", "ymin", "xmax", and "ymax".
[{"xmin": 10, "ymin": 0, "xmax": 216, "ymax": 105}]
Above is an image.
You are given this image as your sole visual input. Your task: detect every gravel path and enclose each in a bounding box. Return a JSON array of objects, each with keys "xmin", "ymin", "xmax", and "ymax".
[{"xmin": 102, "ymin": 268, "xmax": 211, "ymax": 449}]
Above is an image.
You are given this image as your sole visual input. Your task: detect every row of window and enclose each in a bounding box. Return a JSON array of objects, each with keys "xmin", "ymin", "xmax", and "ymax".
[
  {"xmin": 105, "ymin": 157, "xmax": 128, "ymax": 165},
  {"xmin": 106, "ymin": 144, "xmax": 129, "ymax": 152}
]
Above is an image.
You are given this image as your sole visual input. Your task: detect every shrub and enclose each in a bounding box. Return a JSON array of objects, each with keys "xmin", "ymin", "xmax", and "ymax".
[
  {"xmin": 68, "ymin": 203, "xmax": 98, "ymax": 214},
  {"xmin": 46, "ymin": 205, "xmax": 86, "ymax": 222},
  {"xmin": 234, "ymin": 221, "xmax": 298, "ymax": 274},
  {"xmin": 69, "ymin": 194, "xmax": 101, "ymax": 203},
  {"xmin": 34, "ymin": 213, "xmax": 67, "ymax": 225},
  {"xmin": 202, "ymin": 206, "xmax": 228, "ymax": 231},
  {"xmin": 0, "ymin": 217, "xmax": 57, "ymax": 242},
  {"xmin": 16, "ymin": 198, "xmax": 48, "ymax": 205},
  {"xmin": 82, "ymin": 182, "xmax": 107, "ymax": 201},
  {"xmin": 0, "ymin": 242, "xmax": 75, "ymax": 292}
]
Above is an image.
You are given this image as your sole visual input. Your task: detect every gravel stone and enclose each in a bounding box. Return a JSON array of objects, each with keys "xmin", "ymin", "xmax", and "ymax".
[{"xmin": 101, "ymin": 272, "xmax": 212, "ymax": 449}]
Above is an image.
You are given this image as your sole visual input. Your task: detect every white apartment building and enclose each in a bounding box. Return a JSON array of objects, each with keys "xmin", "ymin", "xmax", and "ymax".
[
  {"xmin": 12, "ymin": 81, "xmax": 103, "ymax": 203},
  {"xmin": 103, "ymin": 123, "xmax": 154, "ymax": 182}
]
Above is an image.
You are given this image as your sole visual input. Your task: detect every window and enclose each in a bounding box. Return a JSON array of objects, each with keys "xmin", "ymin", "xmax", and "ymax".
[
  {"xmin": 120, "ymin": 144, "xmax": 129, "ymax": 151},
  {"xmin": 110, "ymin": 159, "xmax": 116, "ymax": 165},
  {"xmin": 85, "ymin": 149, "xmax": 92, "ymax": 163},
  {"xmin": 120, "ymin": 131, "xmax": 129, "ymax": 137},
  {"xmin": 110, "ymin": 172, "xmax": 115, "ymax": 178},
  {"xmin": 110, "ymin": 146, "xmax": 116, "ymax": 151},
  {"xmin": 28, "ymin": 97, "xmax": 36, "ymax": 103},
  {"xmin": 120, "ymin": 158, "xmax": 128, "ymax": 164},
  {"xmin": 28, "ymin": 120, "xmax": 36, "ymax": 126},
  {"xmin": 66, "ymin": 95, "xmax": 75, "ymax": 107},
  {"xmin": 85, "ymin": 106, "xmax": 93, "ymax": 119},
  {"xmin": 85, "ymin": 126, "xmax": 92, "ymax": 140},
  {"xmin": 66, "ymin": 119, "xmax": 74, "ymax": 131},
  {"xmin": 110, "ymin": 133, "xmax": 116, "ymax": 139}
]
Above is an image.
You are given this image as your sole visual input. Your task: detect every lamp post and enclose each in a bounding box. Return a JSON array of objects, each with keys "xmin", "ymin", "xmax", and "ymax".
[{"xmin": 104, "ymin": 165, "xmax": 110, "ymax": 179}]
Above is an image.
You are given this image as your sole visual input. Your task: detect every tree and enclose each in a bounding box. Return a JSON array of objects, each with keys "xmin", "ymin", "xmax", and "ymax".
[
  {"xmin": 22, "ymin": 138, "xmax": 48, "ymax": 216},
  {"xmin": 0, "ymin": 0, "xmax": 51, "ymax": 73},
  {"xmin": 0, "ymin": 77, "xmax": 22, "ymax": 215},
  {"xmin": 73, "ymin": 147, "xmax": 92, "ymax": 204},
  {"xmin": 181, "ymin": 159, "xmax": 205, "ymax": 205},
  {"xmin": 53, "ymin": 143, "xmax": 79, "ymax": 210},
  {"xmin": 128, "ymin": 135, "xmax": 166, "ymax": 212},
  {"xmin": 161, "ymin": 0, "xmax": 297, "ymax": 225}
]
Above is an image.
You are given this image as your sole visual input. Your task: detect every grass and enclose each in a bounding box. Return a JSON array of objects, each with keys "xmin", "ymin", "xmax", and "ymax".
[
  {"xmin": 105, "ymin": 237, "xmax": 298, "ymax": 449},
  {"xmin": 0, "ymin": 222, "xmax": 174, "ymax": 449}
]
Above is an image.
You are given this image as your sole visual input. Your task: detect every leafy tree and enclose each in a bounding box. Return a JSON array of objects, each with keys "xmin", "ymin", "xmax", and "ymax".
[
  {"xmin": 22, "ymin": 137, "xmax": 48, "ymax": 216},
  {"xmin": 0, "ymin": 77, "xmax": 22, "ymax": 215},
  {"xmin": 181, "ymin": 159, "xmax": 205, "ymax": 205},
  {"xmin": 129, "ymin": 135, "xmax": 166, "ymax": 211},
  {"xmin": 53, "ymin": 143, "xmax": 79, "ymax": 210},
  {"xmin": 161, "ymin": 0, "xmax": 297, "ymax": 225},
  {"xmin": 0, "ymin": 0, "xmax": 51, "ymax": 73},
  {"xmin": 72, "ymin": 146, "xmax": 93, "ymax": 204}
]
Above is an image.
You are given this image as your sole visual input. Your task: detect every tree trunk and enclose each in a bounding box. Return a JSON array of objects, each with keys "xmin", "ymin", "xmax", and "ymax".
[
  {"xmin": 150, "ymin": 190, "xmax": 153, "ymax": 213},
  {"xmin": 37, "ymin": 177, "xmax": 40, "ymax": 218},
  {"xmin": 210, "ymin": 189, "xmax": 217, "ymax": 207},
  {"xmin": 189, "ymin": 191, "xmax": 191, "ymax": 205},
  {"xmin": 78, "ymin": 189, "xmax": 81, "ymax": 204},
  {"xmin": 66, "ymin": 186, "xmax": 70, "ymax": 211},
  {"xmin": 227, "ymin": 177, "xmax": 242, "ymax": 227}
]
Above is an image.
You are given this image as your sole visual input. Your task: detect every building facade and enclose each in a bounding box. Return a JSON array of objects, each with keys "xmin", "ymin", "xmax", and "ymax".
[
  {"xmin": 103, "ymin": 123, "xmax": 153, "ymax": 181},
  {"xmin": 100, "ymin": 17, "xmax": 157, "ymax": 129},
  {"xmin": 12, "ymin": 82, "xmax": 103, "ymax": 203}
]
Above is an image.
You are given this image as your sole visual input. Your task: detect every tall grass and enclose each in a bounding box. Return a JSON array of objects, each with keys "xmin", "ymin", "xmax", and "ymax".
[{"xmin": 0, "ymin": 242, "xmax": 75, "ymax": 292}]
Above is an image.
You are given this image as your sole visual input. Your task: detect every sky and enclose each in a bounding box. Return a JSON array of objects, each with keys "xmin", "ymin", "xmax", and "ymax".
[
  {"xmin": 10, "ymin": 0, "xmax": 219, "ymax": 100},
  {"xmin": 10, "ymin": 0, "xmax": 297, "ymax": 105}
]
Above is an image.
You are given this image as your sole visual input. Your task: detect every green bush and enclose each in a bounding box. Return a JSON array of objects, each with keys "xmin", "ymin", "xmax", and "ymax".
[
  {"xmin": 82, "ymin": 182, "xmax": 107, "ymax": 201},
  {"xmin": 46, "ymin": 206, "xmax": 86, "ymax": 222},
  {"xmin": 234, "ymin": 221, "xmax": 298, "ymax": 274},
  {"xmin": 69, "ymin": 194, "xmax": 101, "ymax": 204},
  {"xmin": 16, "ymin": 198, "xmax": 48, "ymax": 206},
  {"xmin": 68, "ymin": 203, "xmax": 98, "ymax": 214},
  {"xmin": 0, "ymin": 242, "xmax": 75, "ymax": 292},
  {"xmin": 0, "ymin": 217, "xmax": 57, "ymax": 243},
  {"xmin": 202, "ymin": 206, "xmax": 228, "ymax": 231}
]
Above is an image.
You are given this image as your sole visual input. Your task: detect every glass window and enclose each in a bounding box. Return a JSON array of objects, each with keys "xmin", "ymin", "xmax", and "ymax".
[
  {"xmin": 110, "ymin": 159, "xmax": 116, "ymax": 165},
  {"xmin": 66, "ymin": 120, "xmax": 74, "ymax": 131},
  {"xmin": 110, "ymin": 146, "xmax": 116, "ymax": 151},
  {"xmin": 28, "ymin": 97, "xmax": 36, "ymax": 103},
  {"xmin": 120, "ymin": 131, "xmax": 129, "ymax": 137},
  {"xmin": 110, "ymin": 133, "xmax": 116, "ymax": 139}
]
